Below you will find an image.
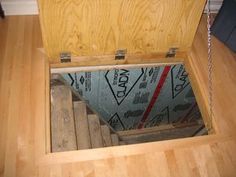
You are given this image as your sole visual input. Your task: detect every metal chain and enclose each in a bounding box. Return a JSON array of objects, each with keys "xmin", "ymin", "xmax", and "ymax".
[{"xmin": 206, "ymin": 0, "xmax": 213, "ymax": 132}]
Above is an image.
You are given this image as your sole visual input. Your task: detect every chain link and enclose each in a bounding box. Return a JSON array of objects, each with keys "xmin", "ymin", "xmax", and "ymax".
[{"xmin": 206, "ymin": 0, "xmax": 213, "ymax": 132}]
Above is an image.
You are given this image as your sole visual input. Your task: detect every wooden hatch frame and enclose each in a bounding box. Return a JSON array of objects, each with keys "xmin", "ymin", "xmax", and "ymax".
[
  {"xmin": 37, "ymin": 50, "xmax": 218, "ymax": 166},
  {"xmin": 34, "ymin": 0, "xmax": 218, "ymax": 165},
  {"xmin": 38, "ymin": 51, "xmax": 218, "ymax": 164}
]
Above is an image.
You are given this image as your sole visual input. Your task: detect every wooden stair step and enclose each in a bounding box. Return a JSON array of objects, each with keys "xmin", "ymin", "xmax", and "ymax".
[
  {"xmin": 50, "ymin": 85, "xmax": 77, "ymax": 152},
  {"xmin": 73, "ymin": 101, "xmax": 91, "ymax": 150},
  {"xmin": 100, "ymin": 125, "xmax": 112, "ymax": 147},
  {"xmin": 111, "ymin": 134, "xmax": 119, "ymax": 146},
  {"xmin": 88, "ymin": 115, "xmax": 103, "ymax": 148},
  {"xmin": 119, "ymin": 123, "xmax": 203, "ymax": 144},
  {"xmin": 51, "ymin": 74, "xmax": 80, "ymax": 101}
]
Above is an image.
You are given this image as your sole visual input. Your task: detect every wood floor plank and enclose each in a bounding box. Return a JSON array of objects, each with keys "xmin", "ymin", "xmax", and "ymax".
[
  {"xmin": 94, "ymin": 157, "xmax": 128, "ymax": 177},
  {"xmin": 192, "ymin": 145, "xmax": 221, "ymax": 177},
  {"xmin": 145, "ymin": 152, "xmax": 171, "ymax": 177},
  {"xmin": 165, "ymin": 150, "xmax": 181, "ymax": 177},
  {"xmin": 1, "ymin": 16, "xmax": 26, "ymax": 177},
  {"xmin": 126, "ymin": 154, "xmax": 150, "ymax": 177},
  {"xmin": 88, "ymin": 115, "xmax": 103, "ymax": 148},
  {"xmin": 174, "ymin": 148, "xmax": 201, "ymax": 177},
  {"xmin": 0, "ymin": 15, "xmax": 10, "ymax": 176},
  {"xmin": 210, "ymin": 141, "xmax": 236, "ymax": 177},
  {"xmin": 51, "ymin": 85, "xmax": 77, "ymax": 152},
  {"xmin": 73, "ymin": 101, "xmax": 91, "ymax": 149}
]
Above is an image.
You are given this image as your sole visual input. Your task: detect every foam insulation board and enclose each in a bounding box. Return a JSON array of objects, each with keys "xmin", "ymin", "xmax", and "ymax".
[{"xmin": 62, "ymin": 64, "xmax": 202, "ymax": 131}]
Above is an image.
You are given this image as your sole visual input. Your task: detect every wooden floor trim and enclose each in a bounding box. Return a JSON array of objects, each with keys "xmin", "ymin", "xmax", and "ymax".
[{"xmin": 37, "ymin": 134, "xmax": 231, "ymax": 166}]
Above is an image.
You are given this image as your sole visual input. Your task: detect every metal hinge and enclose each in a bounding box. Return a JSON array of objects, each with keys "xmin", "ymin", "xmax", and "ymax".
[
  {"xmin": 115, "ymin": 49, "xmax": 127, "ymax": 60},
  {"xmin": 60, "ymin": 52, "xmax": 71, "ymax": 63},
  {"xmin": 166, "ymin": 48, "xmax": 178, "ymax": 58}
]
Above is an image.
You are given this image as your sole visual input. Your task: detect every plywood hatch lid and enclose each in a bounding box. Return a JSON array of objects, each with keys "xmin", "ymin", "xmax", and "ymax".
[{"xmin": 38, "ymin": 0, "xmax": 206, "ymax": 62}]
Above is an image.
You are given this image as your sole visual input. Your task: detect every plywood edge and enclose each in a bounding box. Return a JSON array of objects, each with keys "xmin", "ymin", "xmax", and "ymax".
[
  {"xmin": 51, "ymin": 61, "xmax": 183, "ymax": 74},
  {"xmin": 50, "ymin": 52, "xmax": 186, "ymax": 68}
]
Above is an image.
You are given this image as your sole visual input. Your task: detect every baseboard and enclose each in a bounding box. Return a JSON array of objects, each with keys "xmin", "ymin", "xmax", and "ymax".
[
  {"xmin": 1, "ymin": 0, "xmax": 38, "ymax": 15},
  {"xmin": 1, "ymin": 0, "xmax": 223, "ymax": 16}
]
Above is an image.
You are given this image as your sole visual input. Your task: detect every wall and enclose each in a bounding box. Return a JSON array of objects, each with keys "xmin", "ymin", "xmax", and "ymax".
[
  {"xmin": 62, "ymin": 64, "xmax": 202, "ymax": 131},
  {"xmin": 1, "ymin": 0, "xmax": 38, "ymax": 15},
  {"xmin": 205, "ymin": 0, "xmax": 224, "ymax": 13}
]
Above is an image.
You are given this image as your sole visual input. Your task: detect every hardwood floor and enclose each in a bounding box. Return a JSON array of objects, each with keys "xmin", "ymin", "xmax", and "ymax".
[
  {"xmin": 0, "ymin": 16, "xmax": 43, "ymax": 177},
  {"xmin": 0, "ymin": 15, "xmax": 236, "ymax": 177}
]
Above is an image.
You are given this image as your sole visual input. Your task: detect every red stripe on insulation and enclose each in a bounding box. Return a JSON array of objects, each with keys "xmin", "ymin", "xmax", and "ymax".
[{"xmin": 137, "ymin": 66, "xmax": 171, "ymax": 129}]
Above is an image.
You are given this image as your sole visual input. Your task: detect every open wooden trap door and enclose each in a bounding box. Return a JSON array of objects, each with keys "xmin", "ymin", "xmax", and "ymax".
[
  {"xmin": 37, "ymin": 0, "xmax": 211, "ymax": 153},
  {"xmin": 38, "ymin": 0, "xmax": 206, "ymax": 65}
]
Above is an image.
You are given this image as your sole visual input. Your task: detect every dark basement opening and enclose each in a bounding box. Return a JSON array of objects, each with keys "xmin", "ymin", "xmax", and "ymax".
[{"xmin": 49, "ymin": 63, "xmax": 208, "ymax": 153}]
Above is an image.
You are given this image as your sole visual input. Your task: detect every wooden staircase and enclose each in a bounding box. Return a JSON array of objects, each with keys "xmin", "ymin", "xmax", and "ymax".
[{"xmin": 51, "ymin": 85, "xmax": 123, "ymax": 152}]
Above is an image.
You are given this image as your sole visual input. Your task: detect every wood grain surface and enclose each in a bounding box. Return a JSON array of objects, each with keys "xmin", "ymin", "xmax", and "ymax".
[
  {"xmin": 73, "ymin": 101, "xmax": 92, "ymax": 150},
  {"xmin": 50, "ymin": 85, "xmax": 77, "ymax": 152},
  {"xmin": 88, "ymin": 115, "xmax": 104, "ymax": 148},
  {"xmin": 101, "ymin": 125, "xmax": 112, "ymax": 147},
  {"xmin": 38, "ymin": 0, "xmax": 206, "ymax": 62},
  {"xmin": 0, "ymin": 15, "xmax": 236, "ymax": 177}
]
